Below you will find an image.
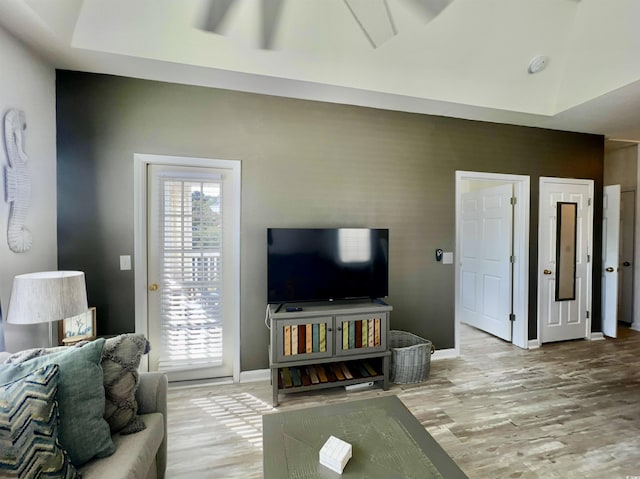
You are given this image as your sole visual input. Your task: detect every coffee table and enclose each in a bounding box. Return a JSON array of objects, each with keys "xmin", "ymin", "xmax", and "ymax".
[{"xmin": 263, "ymin": 395, "xmax": 468, "ymax": 478}]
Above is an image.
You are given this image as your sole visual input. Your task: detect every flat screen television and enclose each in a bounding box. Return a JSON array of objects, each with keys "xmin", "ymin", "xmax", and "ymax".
[{"xmin": 267, "ymin": 228, "xmax": 389, "ymax": 304}]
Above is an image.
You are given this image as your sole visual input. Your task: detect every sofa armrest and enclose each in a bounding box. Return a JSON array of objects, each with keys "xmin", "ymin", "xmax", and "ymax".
[
  {"xmin": 136, "ymin": 372, "xmax": 168, "ymax": 479},
  {"xmin": 137, "ymin": 372, "xmax": 167, "ymax": 415}
]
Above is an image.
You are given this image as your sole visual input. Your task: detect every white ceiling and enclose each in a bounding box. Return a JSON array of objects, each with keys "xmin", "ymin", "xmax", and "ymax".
[{"xmin": 3, "ymin": 0, "xmax": 640, "ymax": 147}]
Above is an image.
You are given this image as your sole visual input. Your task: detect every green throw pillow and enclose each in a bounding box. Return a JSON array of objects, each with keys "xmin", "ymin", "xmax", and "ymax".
[
  {"xmin": 0, "ymin": 339, "xmax": 115, "ymax": 467},
  {"xmin": 0, "ymin": 364, "xmax": 79, "ymax": 478}
]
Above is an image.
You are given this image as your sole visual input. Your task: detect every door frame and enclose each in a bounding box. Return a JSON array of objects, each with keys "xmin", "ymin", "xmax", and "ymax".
[
  {"xmin": 133, "ymin": 153, "xmax": 241, "ymax": 382},
  {"xmin": 455, "ymin": 171, "xmax": 530, "ymax": 353},
  {"xmin": 621, "ymin": 188, "xmax": 636, "ymax": 327},
  {"xmin": 537, "ymin": 176, "xmax": 594, "ymax": 343}
]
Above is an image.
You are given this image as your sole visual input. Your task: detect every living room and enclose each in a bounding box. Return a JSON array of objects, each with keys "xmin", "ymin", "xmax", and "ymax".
[{"xmin": 1, "ymin": 2, "xmax": 640, "ymax": 478}]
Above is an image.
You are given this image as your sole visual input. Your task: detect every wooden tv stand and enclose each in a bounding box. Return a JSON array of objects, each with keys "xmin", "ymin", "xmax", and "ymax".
[{"xmin": 268, "ymin": 300, "xmax": 392, "ymax": 406}]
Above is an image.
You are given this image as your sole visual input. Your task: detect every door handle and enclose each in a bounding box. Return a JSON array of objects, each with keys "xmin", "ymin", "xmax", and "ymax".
[
  {"xmin": 543, "ymin": 269, "xmax": 552, "ymax": 275},
  {"xmin": 605, "ymin": 267, "xmax": 615, "ymax": 273},
  {"xmin": 623, "ymin": 261, "xmax": 631, "ymax": 267},
  {"xmin": 149, "ymin": 283, "xmax": 159, "ymax": 291}
]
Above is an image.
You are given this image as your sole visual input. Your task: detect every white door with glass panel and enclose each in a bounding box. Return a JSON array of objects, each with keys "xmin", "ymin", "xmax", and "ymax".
[
  {"xmin": 147, "ymin": 164, "xmax": 236, "ymax": 381},
  {"xmin": 538, "ymin": 178, "xmax": 593, "ymax": 343},
  {"xmin": 460, "ymin": 183, "xmax": 513, "ymax": 341}
]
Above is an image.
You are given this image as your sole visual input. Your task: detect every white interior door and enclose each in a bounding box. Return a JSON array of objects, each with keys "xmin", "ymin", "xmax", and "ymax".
[
  {"xmin": 147, "ymin": 164, "xmax": 237, "ymax": 381},
  {"xmin": 538, "ymin": 178, "xmax": 593, "ymax": 343},
  {"xmin": 602, "ymin": 185, "xmax": 620, "ymax": 338},
  {"xmin": 619, "ymin": 190, "xmax": 635, "ymax": 324},
  {"xmin": 460, "ymin": 183, "xmax": 513, "ymax": 341}
]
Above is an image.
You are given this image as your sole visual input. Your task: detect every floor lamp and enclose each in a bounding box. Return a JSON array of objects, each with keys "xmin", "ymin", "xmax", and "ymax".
[{"xmin": 7, "ymin": 271, "xmax": 88, "ymax": 348}]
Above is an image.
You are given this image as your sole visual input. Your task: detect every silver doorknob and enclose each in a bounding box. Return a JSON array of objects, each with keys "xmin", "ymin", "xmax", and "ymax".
[
  {"xmin": 543, "ymin": 269, "xmax": 552, "ymax": 275},
  {"xmin": 605, "ymin": 267, "xmax": 615, "ymax": 273}
]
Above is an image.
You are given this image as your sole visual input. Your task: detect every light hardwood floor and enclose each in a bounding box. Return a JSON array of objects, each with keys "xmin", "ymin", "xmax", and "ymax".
[{"xmin": 166, "ymin": 324, "xmax": 640, "ymax": 478}]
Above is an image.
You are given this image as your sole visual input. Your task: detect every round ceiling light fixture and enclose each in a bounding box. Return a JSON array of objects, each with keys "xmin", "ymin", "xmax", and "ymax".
[{"xmin": 528, "ymin": 55, "xmax": 548, "ymax": 74}]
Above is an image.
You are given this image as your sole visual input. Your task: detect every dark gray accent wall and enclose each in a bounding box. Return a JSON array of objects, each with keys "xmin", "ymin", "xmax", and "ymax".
[{"xmin": 56, "ymin": 71, "xmax": 603, "ymax": 371}]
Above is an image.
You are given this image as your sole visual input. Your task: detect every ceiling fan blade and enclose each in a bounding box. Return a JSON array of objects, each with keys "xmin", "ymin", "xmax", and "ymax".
[
  {"xmin": 344, "ymin": 0, "xmax": 397, "ymax": 49},
  {"xmin": 403, "ymin": 0, "xmax": 452, "ymax": 19},
  {"xmin": 197, "ymin": 0, "xmax": 235, "ymax": 33},
  {"xmin": 261, "ymin": 0, "xmax": 284, "ymax": 49}
]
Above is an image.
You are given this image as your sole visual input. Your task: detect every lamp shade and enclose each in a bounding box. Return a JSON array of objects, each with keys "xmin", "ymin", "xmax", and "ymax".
[{"xmin": 7, "ymin": 271, "xmax": 88, "ymax": 325}]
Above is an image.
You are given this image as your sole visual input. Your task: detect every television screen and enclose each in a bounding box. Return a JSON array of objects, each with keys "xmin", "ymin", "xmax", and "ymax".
[{"xmin": 267, "ymin": 228, "xmax": 389, "ymax": 303}]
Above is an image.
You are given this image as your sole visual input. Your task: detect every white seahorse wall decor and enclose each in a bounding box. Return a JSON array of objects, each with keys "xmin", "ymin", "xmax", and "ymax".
[{"xmin": 3, "ymin": 108, "xmax": 32, "ymax": 253}]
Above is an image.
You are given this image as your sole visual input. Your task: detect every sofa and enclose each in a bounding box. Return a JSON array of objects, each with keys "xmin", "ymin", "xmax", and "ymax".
[{"xmin": 0, "ymin": 334, "xmax": 168, "ymax": 479}]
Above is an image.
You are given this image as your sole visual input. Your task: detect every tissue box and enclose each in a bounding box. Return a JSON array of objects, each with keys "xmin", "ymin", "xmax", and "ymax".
[{"xmin": 319, "ymin": 435, "xmax": 352, "ymax": 474}]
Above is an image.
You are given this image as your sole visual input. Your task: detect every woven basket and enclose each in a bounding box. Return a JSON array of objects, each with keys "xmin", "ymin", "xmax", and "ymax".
[{"xmin": 388, "ymin": 330, "xmax": 435, "ymax": 384}]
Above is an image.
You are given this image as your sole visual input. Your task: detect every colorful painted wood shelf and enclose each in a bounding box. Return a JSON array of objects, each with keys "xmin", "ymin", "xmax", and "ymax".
[{"xmin": 268, "ymin": 300, "xmax": 392, "ymax": 406}]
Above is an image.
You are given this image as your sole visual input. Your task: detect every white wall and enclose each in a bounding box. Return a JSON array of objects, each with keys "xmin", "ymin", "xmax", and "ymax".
[
  {"xmin": 0, "ymin": 26, "xmax": 58, "ymax": 351},
  {"xmin": 604, "ymin": 145, "xmax": 637, "ymax": 188}
]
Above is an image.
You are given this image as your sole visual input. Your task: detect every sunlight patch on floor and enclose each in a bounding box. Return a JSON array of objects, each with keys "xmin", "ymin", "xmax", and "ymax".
[{"xmin": 191, "ymin": 392, "xmax": 271, "ymax": 449}]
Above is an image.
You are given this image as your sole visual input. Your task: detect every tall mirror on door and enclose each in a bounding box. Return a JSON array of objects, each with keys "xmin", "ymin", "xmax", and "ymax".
[{"xmin": 555, "ymin": 202, "xmax": 577, "ymax": 301}]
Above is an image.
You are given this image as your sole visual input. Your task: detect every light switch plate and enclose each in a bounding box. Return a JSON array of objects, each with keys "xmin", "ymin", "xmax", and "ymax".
[
  {"xmin": 120, "ymin": 255, "xmax": 132, "ymax": 270},
  {"xmin": 442, "ymin": 252, "xmax": 453, "ymax": 264}
]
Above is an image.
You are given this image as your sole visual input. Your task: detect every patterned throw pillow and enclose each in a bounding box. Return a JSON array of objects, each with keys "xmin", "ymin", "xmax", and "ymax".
[
  {"xmin": 3, "ymin": 334, "xmax": 152, "ymax": 436},
  {"xmin": 3, "ymin": 345, "xmax": 68, "ymax": 364},
  {"xmin": 0, "ymin": 339, "xmax": 115, "ymax": 467},
  {"xmin": 102, "ymin": 334, "xmax": 151, "ymax": 434},
  {"xmin": 0, "ymin": 364, "xmax": 79, "ymax": 478}
]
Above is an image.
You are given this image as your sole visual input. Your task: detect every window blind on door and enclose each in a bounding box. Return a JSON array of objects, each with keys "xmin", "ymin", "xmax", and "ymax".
[{"xmin": 156, "ymin": 174, "xmax": 224, "ymax": 372}]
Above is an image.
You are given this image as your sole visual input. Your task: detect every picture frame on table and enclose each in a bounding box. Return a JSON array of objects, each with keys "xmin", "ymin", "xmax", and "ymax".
[{"xmin": 58, "ymin": 307, "xmax": 96, "ymax": 345}]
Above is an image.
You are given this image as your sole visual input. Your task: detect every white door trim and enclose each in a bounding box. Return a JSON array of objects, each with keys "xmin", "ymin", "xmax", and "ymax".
[
  {"xmin": 133, "ymin": 153, "xmax": 241, "ymax": 383},
  {"xmin": 537, "ymin": 177, "xmax": 594, "ymax": 343},
  {"xmin": 455, "ymin": 171, "xmax": 530, "ymax": 353}
]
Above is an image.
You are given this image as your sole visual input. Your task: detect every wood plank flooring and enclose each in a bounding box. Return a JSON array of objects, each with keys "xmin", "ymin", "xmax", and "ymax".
[{"xmin": 166, "ymin": 324, "xmax": 640, "ymax": 478}]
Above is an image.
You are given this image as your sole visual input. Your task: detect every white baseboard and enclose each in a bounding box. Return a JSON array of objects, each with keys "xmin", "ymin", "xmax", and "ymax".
[
  {"xmin": 631, "ymin": 323, "xmax": 640, "ymax": 332},
  {"xmin": 589, "ymin": 332, "xmax": 605, "ymax": 341},
  {"xmin": 527, "ymin": 340, "xmax": 540, "ymax": 349},
  {"xmin": 169, "ymin": 377, "xmax": 233, "ymax": 390},
  {"xmin": 239, "ymin": 369, "xmax": 270, "ymax": 383},
  {"xmin": 432, "ymin": 348, "xmax": 457, "ymax": 360}
]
